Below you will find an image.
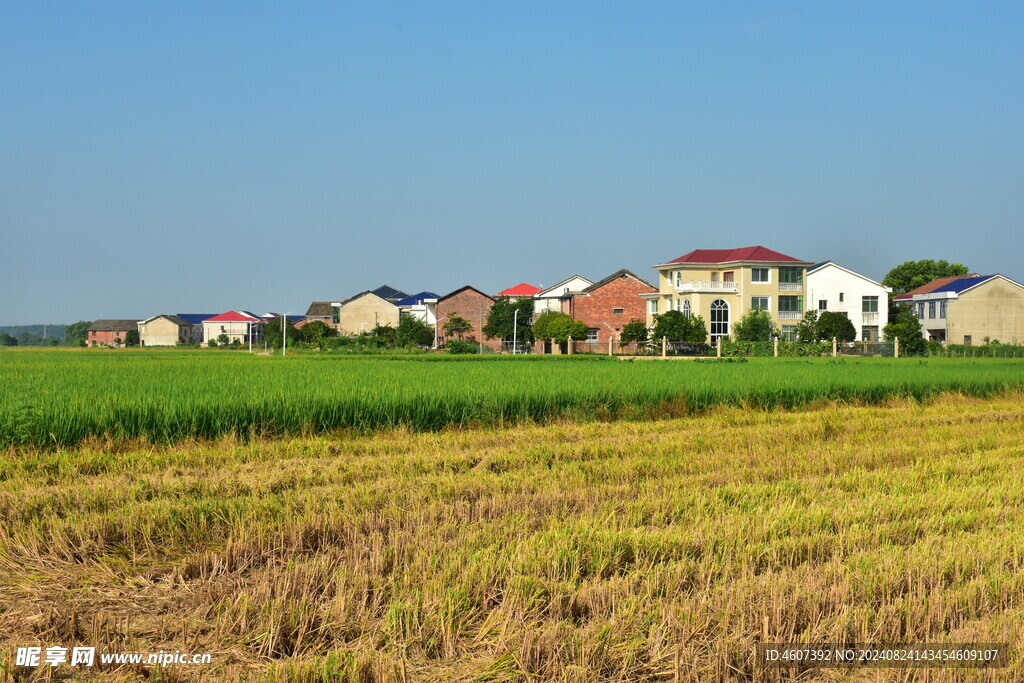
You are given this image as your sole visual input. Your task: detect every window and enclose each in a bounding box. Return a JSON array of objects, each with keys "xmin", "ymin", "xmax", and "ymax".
[
  {"xmin": 778, "ymin": 296, "xmax": 803, "ymax": 313},
  {"xmin": 710, "ymin": 299, "xmax": 729, "ymax": 340},
  {"xmin": 917, "ymin": 303, "xmax": 925, "ymax": 318},
  {"xmin": 674, "ymin": 298, "xmax": 681, "ymax": 312},
  {"xmin": 862, "ymin": 296, "xmax": 878, "ymax": 313},
  {"xmin": 332, "ymin": 307, "xmax": 340, "ymax": 324},
  {"xmin": 675, "ymin": 271, "xmax": 682, "ymax": 287},
  {"xmin": 818, "ymin": 300, "xmax": 828, "ymax": 311},
  {"xmin": 928, "ymin": 301, "xmax": 936, "ymax": 319},
  {"xmin": 682, "ymin": 299, "xmax": 691, "ymax": 317},
  {"xmin": 862, "ymin": 326, "xmax": 878, "ymax": 342},
  {"xmin": 780, "ymin": 325, "xmax": 797, "ymax": 342},
  {"xmin": 839, "ymin": 292, "xmax": 844, "ymax": 302},
  {"xmin": 964, "ymin": 335, "xmax": 972, "ymax": 346},
  {"xmin": 586, "ymin": 328, "xmax": 599, "ymax": 341},
  {"xmin": 563, "ymin": 287, "xmax": 569, "ymax": 294},
  {"xmin": 939, "ymin": 301, "xmax": 947, "ymax": 318},
  {"xmin": 751, "ymin": 268, "xmax": 769, "ymax": 283},
  {"xmin": 723, "ymin": 271, "xmax": 735, "ymax": 282},
  {"xmin": 648, "ymin": 299, "xmax": 658, "ymax": 315},
  {"xmin": 710, "ymin": 272, "xmax": 719, "ymax": 282},
  {"xmin": 751, "ymin": 296, "xmax": 769, "ymax": 311},
  {"xmin": 779, "ymin": 267, "xmax": 803, "ymax": 284},
  {"xmin": 612, "ymin": 308, "xmax": 624, "ymax": 314}
]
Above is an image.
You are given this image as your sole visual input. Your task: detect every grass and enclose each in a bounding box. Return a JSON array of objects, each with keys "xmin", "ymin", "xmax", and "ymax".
[
  {"xmin": 3, "ymin": 348, "xmax": 1024, "ymax": 448},
  {"xmin": 1, "ymin": 393, "xmax": 1023, "ymax": 681}
]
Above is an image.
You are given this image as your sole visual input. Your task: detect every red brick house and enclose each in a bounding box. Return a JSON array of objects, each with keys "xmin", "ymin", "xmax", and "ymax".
[
  {"xmin": 561, "ymin": 269, "xmax": 657, "ymax": 346},
  {"xmin": 87, "ymin": 319, "xmax": 140, "ymax": 347},
  {"xmin": 435, "ymin": 285, "xmax": 500, "ymax": 350}
]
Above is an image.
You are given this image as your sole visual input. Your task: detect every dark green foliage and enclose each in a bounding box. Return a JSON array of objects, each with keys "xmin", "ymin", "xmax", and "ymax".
[
  {"xmin": 883, "ymin": 259, "xmax": 970, "ymax": 296},
  {"xmin": 123, "ymin": 329, "xmax": 140, "ymax": 347},
  {"xmin": 217, "ymin": 333, "xmax": 230, "ymax": 348},
  {"xmin": 796, "ymin": 310, "xmax": 819, "ymax": 342},
  {"xmin": 264, "ymin": 318, "xmax": 302, "ymax": 348},
  {"xmin": 483, "ymin": 296, "xmax": 534, "ymax": 343},
  {"xmin": 532, "ymin": 311, "xmax": 587, "ymax": 343},
  {"xmin": 732, "ymin": 310, "xmax": 777, "ymax": 342},
  {"xmin": 0, "ymin": 333, "xmax": 16, "ymax": 347},
  {"xmin": 396, "ymin": 316, "xmax": 435, "ymax": 348},
  {"xmin": 619, "ymin": 319, "xmax": 648, "ymax": 345},
  {"xmin": 300, "ymin": 320, "xmax": 337, "ymax": 347},
  {"xmin": 207, "ymin": 339, "xmax": 218, "ymax": 348},
  {"xmin": 63, "ymin": 321, "xmax": 92, "ymax": 347},
  {"xmin": 816, "ymin": 312, "xmax": 857, "ymax": 342},
  {"xmin": 446, "ymin": 339, "xmax": 477, "ymax": 355},
  {"xmin": 884, "ymin": 304, "xmax": 926, "ymax": 356},
  {"xmin": 652, "ymin": 311, "xmax": 708, "ymax": 342},
  {"xmin": 442, "ymin": 314, "xmax": 473, "ymax": 340}
]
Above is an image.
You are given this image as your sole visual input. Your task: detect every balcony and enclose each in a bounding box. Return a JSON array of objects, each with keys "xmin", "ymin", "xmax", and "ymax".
[
  {"xmin": 778, "ymin": 311, "xmax": 803, "ymax": 319},
  {"xmin": 862, "ymin": 312, "xmax": 879, "ymax": 325},
  {"xmin": 778, "ymin": 282, "xmax": 803, "ymax": 291},
  {"xmin": 675, "ymin": 281, "xmax": 738, "ymax": 293}
]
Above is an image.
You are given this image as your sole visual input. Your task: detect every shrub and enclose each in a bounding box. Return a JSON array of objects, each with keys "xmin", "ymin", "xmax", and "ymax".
[{"xmin": 446, "ymin": 339, "xmax": 477, "ymax": 355}]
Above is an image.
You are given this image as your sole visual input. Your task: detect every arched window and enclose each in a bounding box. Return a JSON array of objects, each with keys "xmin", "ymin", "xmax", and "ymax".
[
  {"xmin": 710, "ymin": 299, "xmax": 729, "ymax": 341},
  {"xmin": 682, "ymin": 300, "xmax": 691, "ymax": 318}
]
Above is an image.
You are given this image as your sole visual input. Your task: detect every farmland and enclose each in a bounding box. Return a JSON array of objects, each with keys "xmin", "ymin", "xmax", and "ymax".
[
  {"xmin": 3, "ymin": 349, "xmax": 1024, "ymax": 449},
  {"xmin": 1, "ymin": 390, "xmax": 1023, "ymax": 680}
]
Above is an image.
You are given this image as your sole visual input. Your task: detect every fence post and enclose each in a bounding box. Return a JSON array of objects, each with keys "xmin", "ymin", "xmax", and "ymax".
[
  {"xmin": 661, "ymin": 336, "xmax": 667, "ymax": 358},
  {"xmin": 773, "ymin": 337, "xmax": 778, "ymax": 358},
  {"xmin": 551, "ymin": 338, "xmax": 560, "ymax": 355},
  {"xmin": 567, "ymin": 336, "xmax": 573, "ymax": 355},
  {"xmin": 832, "ymin": 337, "xmax": 837, "ymax": 357},
  {"xmin": 716, "ymin": 337, "xmax": 722, "ymax": 358},
  {"xmin": 894, "ymin": 337, "xmax": 899, "ymax": 358},
  {"xmin": 608, "ymin": 336, "xmax": 613, "ymax": 356}
]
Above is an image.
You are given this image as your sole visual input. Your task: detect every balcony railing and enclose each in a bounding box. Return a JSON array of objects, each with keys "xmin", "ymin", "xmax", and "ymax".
[
  {"xmin": 778, "ymin": 282, "xmax": 803, "ymax": 291},
  {"xmin": 675, "ymin": 281, "xmax": 738, "ymax": 293},
  {"xmin": 778, "ymin": 311, "xmax": 802, "ymax": 319}
]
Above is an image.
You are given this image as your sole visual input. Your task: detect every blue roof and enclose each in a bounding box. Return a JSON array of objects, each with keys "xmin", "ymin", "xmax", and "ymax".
[
  {"xmin": 395, "ymin": 291, "xmax": 439, "ymax": 306},
  {"xmin": 931, "ymin": 275, "xmax": 994, "ymax": 294},
  {"xmin": 175, "ymin": 313, "xmax": 218, "ymax": 324}
]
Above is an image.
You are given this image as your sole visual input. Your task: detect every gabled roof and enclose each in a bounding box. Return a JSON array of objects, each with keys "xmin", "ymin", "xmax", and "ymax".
[
  {"xmin": 893, "ymin": 274, "xmax": 979, "ymax": 300},
  {"xmin": 661, "ymin": 246, "xmax": 805, "ymax": 266},
  {"xmin": 496, "ymin": 283, "xmax": 542, "ymax": 297},
  {"xmin": 931, "ymin": 275, "xmax": 995, "ymax": 294},
  {"xmin": 536, "ymin": 275, "xmax": 592, "ymax": 297},
  {"xmin": 337, "ymin": 290, "xmax": 399, "ymax": 307},
  {"xmin": 395, "ymin": 291, "xmax": 440, "ymax": 307},
  {"xmin": 88, "ymin": 319, "xmax": 140, "ymax": 332},
  {"xmin": 140, "ymin": 315, "xmax": 191, "ymax": 327},
  {"xmin": 437, "ymin": 285, "xmax": 494, "ymax": 303},
  {"xmin": 370, "ymin": 285, "xmax": 408, "ymax": 303},
  {"xmin": 807, "ymin": 261, "xmax": 887, "ymax": 288},
  {"xmin": 304, "ymin": 301, "xmax": 334, "ymax": 317},
  {"xmin": 582, "ymin": 269, "xmax": 657, "ymax": 294},
  {"xmin": 175, "ymin": 313, "xmax": 218, "ymax": 325},
  {"xmin": 204, "ymin": 311, "xmax": 261, "ymax": 323}
]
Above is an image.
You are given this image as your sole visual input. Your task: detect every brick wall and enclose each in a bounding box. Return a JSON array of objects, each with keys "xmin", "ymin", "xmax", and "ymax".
[
  {"xmin": 435, "ymin": 288, "xmax": 501, "ymax": 350},
  {"xmin": 566, "ymin": 273, "xmax": 655, "ymax": 344}
]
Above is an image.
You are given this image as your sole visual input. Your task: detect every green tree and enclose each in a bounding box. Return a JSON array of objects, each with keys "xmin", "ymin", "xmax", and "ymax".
[
  {"xmin": 123, "ymin": 329, "xmax": 140, "ymax": 347},
  {"xmin": 816, "ymin": 311, "xmax": 857, "ymax": 342},
  {"xmin": 532, "ymin": 311, "xmax": 587, "ymax": 343},
  {"xmin": 216, "ymin": 333, "xmax": 230, "ymax": 348},
  {"xmin": 619, "ymin": 319, "xmax": 648, "ymax": 345},
  {"xmin": 883, "ymin": 304, "xmax": 926, "ymax": 355},
  {"xmin": 63, "ymin": 321, "xmax": 92, "ymax": 347},
  {"xmin": 883, "ymin": 259, "xmax": 970, "ymax": 296},
  {"xmin": 442, "ymin": 313, "xmax": 473, "ymax": 340},
  {"xmin": 795, "ymin": 310, "xmax": 820, "ymax": 342},
  {"xmin": 396, "ymin": 315, "xmax": 435, "ymax": 347},
  {"xmin": 732, "ymin": 310, "xmax": 777, "ymax": 342},
  {"xmin": 483, "ymin": 296, "xmax": 534, "ymax": 343},
  {"xmin": 264, "ymin": 318, "xmax": 301, "ymax": 348},
  {"xmin": 652, "ymin": 311, "xmax": 708, "ymax": 342},
  {"xmin": 0, "ymin": 333, "xmax": 17, "ymax": 346},
  {"xmin": 300, "ymin": 320, "xmax": 337, "ymax": 348},
  {"xmin": 207, "ymin": 339, "xmax": 218, "ymax": 348}
]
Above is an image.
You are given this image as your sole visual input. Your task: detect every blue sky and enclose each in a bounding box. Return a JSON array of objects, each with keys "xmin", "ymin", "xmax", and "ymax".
[{"xmin": 1, "ymin": 1, "xmax": 1022, "ymax": 324}]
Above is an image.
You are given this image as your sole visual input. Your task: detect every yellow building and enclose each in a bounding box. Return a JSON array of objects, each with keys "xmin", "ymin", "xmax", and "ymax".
[
  {"xmin": 895, "ymin": 274, "xmax": 1024, "ymax": 345},
  {"xmin": 333, "ymin": 291, "xmax": 400, "ymax": 335},
  {"xmin": 645, "ymin": 246, "xmax": 814, "ymax": 341}
]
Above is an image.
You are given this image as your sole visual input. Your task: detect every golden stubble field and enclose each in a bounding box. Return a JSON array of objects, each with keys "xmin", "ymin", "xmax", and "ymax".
[{"xmin": 2, "ymin": 394, "xmax": 1023, "ymax": 682}]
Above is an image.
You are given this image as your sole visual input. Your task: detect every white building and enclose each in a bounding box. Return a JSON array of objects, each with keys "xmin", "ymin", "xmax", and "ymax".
[
  {"xmin": 533, "ymin": 275, "xmax": 593, "ymax": 316},
  {"xmin": 807, "ymin": 261, "xmax": 891, "ymax": 341},
  {"xmin": 201, "ymin": 311, "xmax": 264, "ymax": 345}
]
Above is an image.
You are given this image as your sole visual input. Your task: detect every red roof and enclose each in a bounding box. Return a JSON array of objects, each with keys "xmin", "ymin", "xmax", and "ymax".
[
  {"xmin": 893, "ymin": 274, "xmax": 979, "ymax": 300},
  {"xmin": 666, "ymin": 246, "xmax": 803, "ymax": 265},
  {"xmin": 205, "ymin": 310, "xmax": 260, "ymax": 322},
  {"xmin": 496, "ymin": 283, "xmax": 542, "ymax": 296}
]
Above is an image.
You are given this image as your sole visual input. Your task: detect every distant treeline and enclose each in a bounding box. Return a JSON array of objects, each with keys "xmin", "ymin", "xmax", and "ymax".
[{"xmin": 0, "ymin": 322, "xmax": 91, "ymax": 347}]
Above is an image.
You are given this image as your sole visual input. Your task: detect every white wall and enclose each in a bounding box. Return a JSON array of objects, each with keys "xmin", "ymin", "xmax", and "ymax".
[
  {"xmin": 807, "ymin": 264, "xmax": 889, "ymax": 341},
  {"xmin": 534, "ymin": 276, "xmax": 592, "ymax": 315}
]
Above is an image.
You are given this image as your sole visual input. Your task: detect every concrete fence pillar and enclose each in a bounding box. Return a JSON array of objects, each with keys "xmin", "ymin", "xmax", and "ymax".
[
  {"xmin": 661, "ymin": 336, "xmax": 667, "ymax": 358},
  {"xmin": 716, "ymin": 337, "xmax": 722, "ymax": 358},
  {"xmin": 567, "ymin": 336, "xmax": 573, "ymax": 355},
  {"xmin": 773, "ymin": 337, "xmax": 779, "ymax": 358},
  {"xmin": 894, "ymin": 337, "xmax": 900, "ymax": 358},
  {"xmin": 832, "ymin": 337, "xmax": 838, "ymax": 357},
  {"xmin": 608, "ymin": 336, "xmax": 614, "ymax": 356},
  {"xmin": 551, "ymin": 338, "xmax": 560, "ymax": 355}
]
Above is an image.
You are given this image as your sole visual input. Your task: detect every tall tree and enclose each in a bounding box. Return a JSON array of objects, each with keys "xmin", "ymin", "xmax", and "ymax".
[
  {"xmin": 652, "ymin": 311, "xmax": 708, "ymax": 343},
  {"xmin": 532, "ymin": 311, "xmax": 587, "ymax": 343},
  {"xmin": 883, "ymin": 304, "xmax": 926, "ymax": 355},
  {"xmin": 483, "ymin": 296, "xmax": 534, "ymax": 343},
  {"xmin": 619, "ymin": 319, "xmax": 649, "ymax": 345},
  {"xmin": 63, "ymin": 321, "xmax": 92, "ymax": 347},
  {"xmin": 442, "ymin": 314, "xmax": 473, "ymax": 340},
  {"xmin": 123, "ymin": 329, "xmax": 140, "ymax": 347},
  {"xmin": 883, "ymin": 259, "xmax": 970, "ymax": 296},
  {"xmin": 396, "ymin": 315, "xmax": 435, "ymax": 347},
  {"xmin": 816, "ymin": 312, "xmax": 857, "ymax": 342},
  {"xmin": 732, "ymin": 310, "xmax": 777, "ymax": 342}
]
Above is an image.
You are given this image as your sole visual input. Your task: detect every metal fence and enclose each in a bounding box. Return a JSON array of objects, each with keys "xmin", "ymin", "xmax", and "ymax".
[{"xmin": 837, "ymin": 341, "xmax": 896, "ymax": 358}]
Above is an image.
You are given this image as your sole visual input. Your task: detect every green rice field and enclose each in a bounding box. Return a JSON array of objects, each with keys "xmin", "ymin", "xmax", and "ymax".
[{"xmin": 3, "ymin": 349, "xmax": 1024, "ymax": 449}]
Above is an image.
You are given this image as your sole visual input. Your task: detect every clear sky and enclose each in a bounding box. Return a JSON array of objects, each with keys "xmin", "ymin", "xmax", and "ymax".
[{"xmin": 2, "ymin": 1, "xmax": 1022, "ymax": 325}]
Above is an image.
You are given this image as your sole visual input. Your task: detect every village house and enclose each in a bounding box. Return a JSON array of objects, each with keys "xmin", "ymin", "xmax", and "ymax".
[
  {"xmin": 175, "ymin": 314, "xmax": 217, "ymax": 342},
  {"xmin": 561, "ymin": 269, "xmax": 656, "ymax": 346},
  {"xmin": 395, "ymin": 291, "xmax": 440, "ymax": 325},
  {"xmin": 201, "ymin": 311, "xmax": 264, "ymax": 345},
  {"xmin": 895, "ymin": 274, "xmax": 1024, "ymax": 345},
  {"xmin": 646, "ymin": 246, "xmax": 814, "ymax": 342},
  {"xmin": 300, "ymin": 302, "xmax": 334, "ymax": 329},
  {"xmin": 137, "ymin": 315, "xmax": 202, "ymax": 346},
  {"xmin": 434, "ymin": 285, "xmax": 500, "ymax": 350},
  {"xmin": 332, "ymin": 291, "xmax": 400, "ymax": 334},
  {"xmin": 496, "ymin": 283, "xmax": 541, "ymax": 301},
  {"xmin": 86, "ymin": 320, "xmax": 140, "ymax": 347},
  {"xmin": 806, "ymin": 261, "xmax": 892, "ymax": 341},
  {"xmin": 533, "ymin": 276, "xmax": 592, "ymax": 316},
  {"xmin": 370, "ymin": 285, "xmax": 409, "ymax": 304}
]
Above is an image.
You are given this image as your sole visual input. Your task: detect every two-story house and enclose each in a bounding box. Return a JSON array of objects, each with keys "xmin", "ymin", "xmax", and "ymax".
[
  {"xmin": 806, "ymin": 261, "xmax": 892, "ymax": 341},
  {"xmin": 894, "ymin": 274, "xmax": 1024, "ymax": 344},
  {"xmin": 646, "ymin": 246, "xmax": 813, "ymax": 342}
]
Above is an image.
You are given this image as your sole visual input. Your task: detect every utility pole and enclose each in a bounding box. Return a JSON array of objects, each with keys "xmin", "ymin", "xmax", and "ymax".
[
  {"xmin": 512, "ymin": 309, "xmax": 518, "ymax": 354},
  {"xmin": 282, "ymin": 313, "xmax": 288, "ymax": 356}
]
